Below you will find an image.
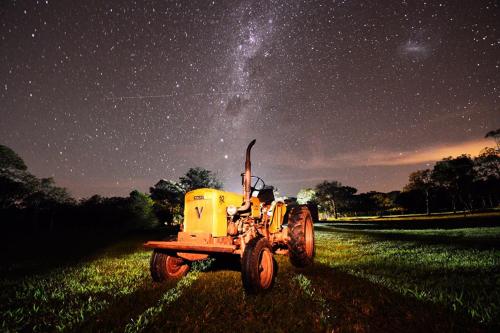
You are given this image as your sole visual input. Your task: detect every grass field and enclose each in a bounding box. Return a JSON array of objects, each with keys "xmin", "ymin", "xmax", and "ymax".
[{"xmin": 1, "ymin": 214, "xmax": 499, "ymax": 332}]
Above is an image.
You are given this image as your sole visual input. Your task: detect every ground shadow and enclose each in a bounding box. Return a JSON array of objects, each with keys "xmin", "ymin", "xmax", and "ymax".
[
  {"xmin": 72, "ymin": 279, "xmax": 178, "ymax": 333},
  {"xmin": 299, "ymin": 262, "xmax": 486, "ymax": 332},
  {"xmin": 206, "ymin": 253, "xmax": 242, "ymax": 272},
  {"xmin": 0, "ymin": 229, "xmax": 176, "ymax": 278}
]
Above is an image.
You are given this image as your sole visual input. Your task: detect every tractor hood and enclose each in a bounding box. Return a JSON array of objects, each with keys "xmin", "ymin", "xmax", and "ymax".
[{"xmin": 183, "ymin": 188, "xmax": 243, "ymax": 237}]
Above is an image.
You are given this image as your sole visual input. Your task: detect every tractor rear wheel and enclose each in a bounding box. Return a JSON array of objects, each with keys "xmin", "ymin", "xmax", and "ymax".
[
  {"xmin": 150, "ymin": 250, "xmax": 190, "ymax": 281},
  {"xmin": 241, "ymin": 237, "xmax": 276, "ymax": 294},
  {"xmin": 288, "ymin": 205, "xmax": 315, "ymax": 267}
]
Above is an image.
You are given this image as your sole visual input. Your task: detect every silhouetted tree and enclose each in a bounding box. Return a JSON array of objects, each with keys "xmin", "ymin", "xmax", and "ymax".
[
  {"xmin": 0, "ymin": 168, "xmax": 38, "ymax": 208},
  {"xmin": 485, "ymin": 128, "xmax": 500, "ymax": 151},
  {"xmin": 24, "ymin": 178, "xmax": 73, "ymax": 209},
  {"xmin": 0, "ymin": 145, "xmax": 27, "ymax": 170},
  {"xmin": 339, "ymin": 186, "xmax": 358, "ymax": 213},
  {"xmin": 0, "ymin": 145, "xmax": 37, "ymax": 208},
  {"xmin": 150, "ymin": 179, "xmax": 184, "ymax": 206},
  {"xmin": 179, "ymin": 167, "xmax": 223, "ymax": 192},
  {"xmin": 432, "ymin": 155, "xmax": 476, "ymax": 212},
  {"xmin": 24, "ymin": 178, "xmax": 73, "ymax": 230},
  {"xmin": 315, "ymin": 181, "xmax": 357, "ymax": 218},
  {"xmin": 404, "ymin": 169, "xmax": 434, "ymax": 215},
  {"xmin": 78, "ymin": 195, "xmax": 131, "ymax": 229},
  {"xmin": 473, "ymin": 148, "xmax": 500, "ymax": 208},
  {"xmin": 315, "ymin": 181, "xmax": 341, "ymax": 218},
  {"xmin": 475, "ymin": 148, "xmax": 500, "ymax": 180},
  {"xmin": 365, "ymin": 191, "xmax": 395, "ymax": 215}
]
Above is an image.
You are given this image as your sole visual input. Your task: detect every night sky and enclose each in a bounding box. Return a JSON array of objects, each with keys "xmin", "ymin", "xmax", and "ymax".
[{"xmin": 1, "ymin": 0, "xmax": 499, "ymax": 198}]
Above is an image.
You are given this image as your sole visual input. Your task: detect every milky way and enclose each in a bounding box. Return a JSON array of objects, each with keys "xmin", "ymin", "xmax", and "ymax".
[{"xmin": 1, "ymin": 0, "xmax": 499, "ymax": 198}]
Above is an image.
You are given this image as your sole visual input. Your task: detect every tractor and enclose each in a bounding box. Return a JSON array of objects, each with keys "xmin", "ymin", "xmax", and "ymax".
[{"xmin": 144, "ymin": 140, "xmax": 315, "ymax": 293}]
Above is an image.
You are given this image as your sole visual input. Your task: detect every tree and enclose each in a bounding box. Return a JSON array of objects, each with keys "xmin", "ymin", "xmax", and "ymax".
[
  {"xmin": 485, "ymin": 128, "xmax": 500, "ymax": 151},
  {"xmin": 148, "ymin": 168, "xmax": 222, "ymax": 225},
  {"xmin": 370, "ymin": 192, "xmax": 395, "ymax": 215},
  {"xmin": 149, "ymin": 179, "xmax": 184, "ymax": 225},
  {"xmin": 0, "ymin": 144, "xmax": 27, "ymax": 170},
  {"xmin": 24, "ymin": 178, "xmax": 74, "ymax": 230},
  {"xmin": 179, "ymin": 167, "xmax": 223, "ymax": 192},
  {"xmin": 79, "ymin": 194, "xmax": 104, "ymax": 207},
  {"xmin": 150, "ymin": 179, "xmax": 184, "ymax": 206},
  {"xmin": 297, "ymin": 188, "xmax": 316, "ymax": 205},
  {"xmin": 315, "ymin": 181, "xmax": 357, "ymax": 219},
  {"xmin": 315, "ymin": 181, "xmax": 341, "ymax": 219},
  {"xmin": 475, "ymin": 148, "xmax": 500, "ymax": 180},
  {"xmin": 338, "ymin": 186, "xmax": 358, "ymax": 214},
  {"xmin": 432, "ymin": 155, "xmax": 476, "ymax": 212},
  {"xmin": 0, "ymin": 168, "xmax": 38, "ymax": 208},
  {"xmin": 394, "ymin": 190, "xmax": 421, "ymax": 213},
  {"xmin": 25, "ymin": 178, "xmax": 73, "ymax": 207},
  {"xmin": 128, "ymin": 190, "xmax": 158, "ymax": 229},
  {"xmin": 354, "ymin": 192, "xmax": 378, "ymax": 214},
  {"xmin": 0, "ymin": 144, "xmax": 35, "ymax": 208},
  {"xmin": 404, "ymin": 169, "xmax": 434, "ymax": 215},
  {"xmin": 78, "ymin": 195, "xmax": 131, "ymax": 229},
  {"xmin": 473, "ymin": 148, "xmax": 500, "ymax": 208},
  {"xmin": 353, "ymin": 191, "xmax": 396, "ymax": 216}
]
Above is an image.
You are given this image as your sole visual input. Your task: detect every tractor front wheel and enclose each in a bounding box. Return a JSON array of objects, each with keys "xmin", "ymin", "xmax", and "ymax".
[
  {"xmin": 288, "ymin": 205, "xmax": 315, "ymax": 267},
  {"xmin": 150, "ymin": 250, "xmax": 190, "ymax": 281},
  {"xmin": 241, "ymin": 237, "xmax": 276, "ymax": 294}
]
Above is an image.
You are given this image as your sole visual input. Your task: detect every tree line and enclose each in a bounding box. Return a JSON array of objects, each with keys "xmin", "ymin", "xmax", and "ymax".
[
  {"xmin": 298, "ymin": 145, "xmax": 499, "ymax": 218},
  {"xmin": 1, "ymin": 130, "xmax": 499, "ymax": 231},
  {"xmin": 0, "ymin": 144, "xmax": 222, "ymax": 232}
]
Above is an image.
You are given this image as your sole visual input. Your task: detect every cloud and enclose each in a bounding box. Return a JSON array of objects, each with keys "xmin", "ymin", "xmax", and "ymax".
[
  {"xmin": 362, "ymin": 139, "xmax": 491, "ymax": 166},
  {"xmin": 272, "ymin": 138, "xmax": 493, "ymax": 170}
]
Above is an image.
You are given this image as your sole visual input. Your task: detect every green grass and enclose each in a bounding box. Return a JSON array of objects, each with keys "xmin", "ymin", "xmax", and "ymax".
[
  {"xmin": 0, "ymin": 241, "xmax": 152, "ymax": 332},
  {"xmin": 315, "ymin": 225, "xmax": 500, "ymax": 326},
  {"xmin": 331, "ymin": 210, "xmax": 500, "ymax": 222},
  {"xmin": 1, "ymin": 219, "xmax": 499, "ymax": 332}
]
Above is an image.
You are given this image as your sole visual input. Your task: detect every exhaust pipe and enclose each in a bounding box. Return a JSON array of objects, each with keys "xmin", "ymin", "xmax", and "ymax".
[{"xmin": 238, "ymin": 139, "xmax": 256, "ymax": 212}]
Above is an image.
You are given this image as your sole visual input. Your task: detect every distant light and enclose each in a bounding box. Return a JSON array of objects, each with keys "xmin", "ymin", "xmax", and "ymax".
[{"xmin": 224, "ymin": 154, "xmax": 228, "ymax": 159}]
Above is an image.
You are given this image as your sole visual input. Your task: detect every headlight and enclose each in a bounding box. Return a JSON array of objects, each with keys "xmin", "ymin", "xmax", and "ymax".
[{"xmin": 226, "ymin": 205, "xmax": 237, "ymax": 216}]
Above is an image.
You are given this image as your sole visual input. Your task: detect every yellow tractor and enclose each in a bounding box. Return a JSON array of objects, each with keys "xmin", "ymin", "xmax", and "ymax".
[{"xmin": 144, "ymin": 140, "xmax": 315, "ymax": 293}]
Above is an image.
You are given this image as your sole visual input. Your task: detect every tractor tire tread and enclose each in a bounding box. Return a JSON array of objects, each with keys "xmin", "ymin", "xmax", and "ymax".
[
  {"xmin": 288, "ymin": 205, "xmax": 315, "ymax": 267},
  {"xmin": 241, "ymin": 237, "xmax": 275, "ymax": 294}
]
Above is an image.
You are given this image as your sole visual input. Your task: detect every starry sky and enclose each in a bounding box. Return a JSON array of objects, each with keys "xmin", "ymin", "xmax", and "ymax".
[{"xmin": 1, "ymin": 0, "xmax": 499, "ymax": 198}]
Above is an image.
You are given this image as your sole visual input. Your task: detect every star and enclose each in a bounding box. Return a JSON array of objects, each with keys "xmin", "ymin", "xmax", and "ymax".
[{"xmin": 0, "ymin": 0, "xmax": 497, "ymax": 197}]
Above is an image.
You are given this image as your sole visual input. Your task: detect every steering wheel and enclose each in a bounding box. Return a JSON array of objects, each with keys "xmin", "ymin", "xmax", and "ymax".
[{"xmin": 250, "ymin": 176, "xmax": 265, "ymax": 193}]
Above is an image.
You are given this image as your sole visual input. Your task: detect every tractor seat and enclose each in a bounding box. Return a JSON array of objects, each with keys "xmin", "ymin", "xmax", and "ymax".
[{"xmin": 257, "ymin": 185, "xmax": 275, "ymax": 204}]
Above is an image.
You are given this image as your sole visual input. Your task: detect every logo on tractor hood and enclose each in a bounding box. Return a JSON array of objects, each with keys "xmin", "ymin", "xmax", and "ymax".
[{"xmin": 195, "ymin": 206, "xmax": 204, "ymax": 219}]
